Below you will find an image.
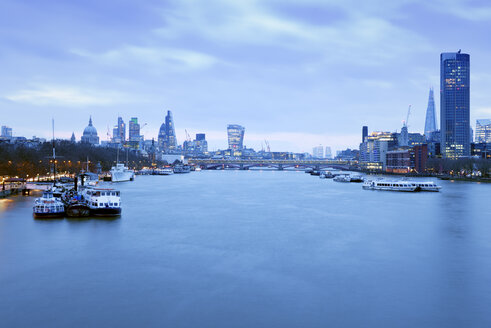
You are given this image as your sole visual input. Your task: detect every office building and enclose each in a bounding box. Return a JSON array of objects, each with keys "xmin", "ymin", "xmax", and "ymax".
[
  {"xmin": 227, "ymin": 124, "xmax": 245, "ymax": 150},
  {"xmin": 81, "ymin": 117, "xmax": 99, "ymax": 145},
  {"xmin": 476, "ymin": 119, "xmax": 491, "ymax": 143},
  {"xmin": 158, "ymin": 110, "xmax": 177, "ymax": 152},
  {"xmin": 129, "ymin": 117, "xmax": 140, "ymax": 141},
  {"xmin": 440, "ymin": 50, "xmax": 470, "ymax": 158},
  {"xmin": 112, "ymin": 117, "xmax": 126, "ymax": 143},
  {"xmin": 312, "ymin": 145, "xmax": 324, "ymax": 159},
  {"xmin": 1, "ymin": 126, "xmax": 13, "ymax": 139},
  {"xmin": 362, "ymin": 126, "xmax": 368, "ymax": 143},
  {"xmin": 359, "ymin": 132, "xmax": 397, "ymax": 169},
  {"xmin": 424, "ymin": 88, "xmax": 437, "ymax": 139},
  {"xmin": 325, "ymin": 146, "xmax": 332, "ymax": 159}
]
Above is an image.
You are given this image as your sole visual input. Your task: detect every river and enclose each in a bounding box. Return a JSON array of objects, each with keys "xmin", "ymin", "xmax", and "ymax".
[{"xmin": 1, "ymin": 170, "xmax": 490, "ymax": 327}]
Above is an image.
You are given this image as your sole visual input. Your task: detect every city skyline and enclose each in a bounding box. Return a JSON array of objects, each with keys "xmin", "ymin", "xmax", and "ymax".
[{"xmin": 1, "ymin": 1, "xmax": 491, "ymax": 153}]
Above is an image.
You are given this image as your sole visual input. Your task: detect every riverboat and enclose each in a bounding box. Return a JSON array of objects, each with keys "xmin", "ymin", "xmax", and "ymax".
[
  {"xmin": 173, "ymin": 164, "xmax": 191, "ymax": 174},
  {"xmin": 81, "ymin": 187, "xmax": 122, "ymax": 216},
  {"xmin": 110, "ymin": 163, "xmax": 135, "ymax": 182},
  {"xmin": 155, "ymin": 168, "xmax": 174, "ymax": 175},
  {"xmin": 334, "ymin": 174, "xmax": 351, "ymax": 182},
  {"xmin": 320, "ymin": 171, "xmax": 334, "ymax": 179},
  {"xmin": 33, "ymin": 191, "xmax": 65, "ymax": 218},
  {"xmin": 362, "ymin": 180, "xmax": 418, "ymax": 192},
  {"xmin": 407, "ymin": 181, "xmax": 442, "ymax": 192}
]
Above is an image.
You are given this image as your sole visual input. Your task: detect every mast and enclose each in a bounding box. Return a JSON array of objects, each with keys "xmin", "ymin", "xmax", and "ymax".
[{"xmin": 52, "ymin": 118, "xmax": 56, "ymax": 180}]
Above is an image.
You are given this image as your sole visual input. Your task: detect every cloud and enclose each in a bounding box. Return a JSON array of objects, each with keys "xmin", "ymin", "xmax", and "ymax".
[
  {"xmin": 4, "ymin": 85, "xmax": 130, "ymax": 106},
  {"xmin": 72, "ymin": 46, "xmax": 219, "ymax": 71}
]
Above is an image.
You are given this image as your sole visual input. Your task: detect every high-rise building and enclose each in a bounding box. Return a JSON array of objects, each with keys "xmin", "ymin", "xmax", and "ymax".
[
  {"xmin": 1, "ymin": 126, "xmax": 12, "ymax": 138},
  {"xmin": 129, "ymin": 117, "xmax": 140, "ymax": 141},
  {"xmin": 227, "ymin": 124, "xmax": 245, "ymax": 150},
  {"xmin": 81, "ymin": 117, "xmax": 99, "ymax": 145},
  {"xmin": 112, "ymin": 117, "xmax": 126, "ymax": 143},
  {"xmin": 195, "ymin": 134, "xmax": 208, "ymax": 153},
  {"xmin": 440, "ymin": 50, "xmax": 470, "ymax": 158},
  {"xmin": 325, "ymin": 146, "xmax": 332, "ymax": 159},
  {"xmin": 424, "ymin": 88, "xmax": 437, "ymax": 139},
  {"xmin": 312, "ymin": 145, "xmax": 324, "ymax": 158},
  {"xmin": 475, "ymin": 119, "xmax": 491, "ymax": 143},
  {"xmin": 362, "ymin": 126, "xmax": 368, "ymax": 143},
  {"xmin": 158, "ymin": 110, "xmax": 177, "ymax": 152}
]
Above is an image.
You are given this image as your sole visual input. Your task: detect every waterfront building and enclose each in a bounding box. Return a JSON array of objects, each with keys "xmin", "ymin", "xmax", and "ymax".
[
  {"xmin": 81, "ymin": 117, "xmax": 99, "ymax": 145},
  {"xmin": 312, "ymin": 145, "xmax": 324, "ymax": 159},
  {"xmin": 325, "ymin": 146, "xmax": 332, "ymax": 159},
  {"xmin": 408, "ymin": 133, "xmax": 426, "ymax": 146},
  {"xmin": 227, "ymin": 124, "xmax": 245, "ymax": 150},
  {"xmin": 362, "ymin": 126, "xmax": 368, "ymax": 143},
  {"xmin": 158, "ymin": 111, "xmax": 177, "ymax": 152},
  {"xmin": 440, "ymin": 50, "xmax": 470, "ymax": 158},
  {"xmin": 471, "ymin": 142, "xmax": 490, "ymax": 159},
  {"xmin": 359, "ymin": 132, "xmax": 397, "ymax": 169},
  {"xmin": 386, "ymin": 144, "xmax": 428, "ymax": 174},
  {"xmin": 424, "ymin": 88, "xmax": 437, "ymax": 139},
  {"xmin": 195, "ymin": 134, "xmax": 208, "ymax": 153},
  {"xmin": 335, "ymin": 148, "xmax": 359, "ymax": 161},
  {"xmin": 475, "ymin": 119, "xmax": 491, "ymax": 143},
  {"xmin": 112, "ymin": 117, "xmax": 126, "ymax": 143}
]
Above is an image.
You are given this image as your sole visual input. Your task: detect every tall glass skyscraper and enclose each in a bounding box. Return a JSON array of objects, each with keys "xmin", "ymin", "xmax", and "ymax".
[
  {"xmin": 112, "ymin": 117, "xmax": 126, "ymax": 143},
  {"xmin": 227, "ymin": 124, "xmax": 245, "ymax": 150},
  {"xmin": 440, "ymin": 51, "xmax": 470, "ymax": 158},
  {"xmin": 158, "ymin": 110, "xmax": 177, "ymax": 152},
  {"xmin": 424, "ymin": 88, "xmax": 437, "ymax": 139},
  {"xmin": 476, "ymin": 119, "xmax": 491, "ymax": 143}
]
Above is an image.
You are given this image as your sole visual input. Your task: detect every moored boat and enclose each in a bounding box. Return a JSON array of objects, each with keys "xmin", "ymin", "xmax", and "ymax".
[
  {"xmin": 407, "ymin": 181, "xmax": 442, "ymax": 192},
  {"xmin": 333, "ymin": 174, "xmax": 351, "ymax": 182},
  {"xmin": 110, "ymin": 163, "xmax": 135, "ymax": 182},
  {"xmin": 81, "ymin": 187, "xmax": 122, "ymax": 216},
  {"xmin": 33, "ymin": 191, "xmax": 65, "ymax": 218},
  {"xmin": 173, "ymin": 164, "xmax": 191, "ymax": 174}
]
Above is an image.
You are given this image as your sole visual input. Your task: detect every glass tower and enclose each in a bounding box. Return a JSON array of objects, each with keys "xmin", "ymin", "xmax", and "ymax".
[
  {"xmin": 476, "ymin": 119, "xmax": 491, "ymax": 143},
  {"xmin": 158, "ymin": 110, "xmax": 177, "ymax": 152},
  {"xmin": 424, "ymin": 88, "xmax": 437, "ymax": 139},
  {"xmin": 440, "ymin": 51, "xmax": 470, "ymax": 158},
  {"xmin": 227, "ymin": 124, "xmax": 245, "ymax": 150}
]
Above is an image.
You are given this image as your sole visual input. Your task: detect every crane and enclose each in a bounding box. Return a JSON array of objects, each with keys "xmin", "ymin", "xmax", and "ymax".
[{"xmin": 404, "ymin": 105, "xmax": 411, "ymax": 128}]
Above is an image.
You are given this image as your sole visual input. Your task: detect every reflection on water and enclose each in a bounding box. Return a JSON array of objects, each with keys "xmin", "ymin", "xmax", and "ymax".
[{"xmin": 0, "ymin": 171, "xmax": 490, "ymax": 327}]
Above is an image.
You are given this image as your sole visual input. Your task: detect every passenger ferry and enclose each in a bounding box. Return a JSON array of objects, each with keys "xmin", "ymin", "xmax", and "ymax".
[
  {"xmin": 363, "ymin": 180, "xmax": 418, "ymax": 192},
  {"xmin": 173, "ymin": 164, "xmax": 191, "ymax": 174},
  {"xmin": 155, "ymin": 168, "xmax": 174, "ymax": 175},
  {"xmin": 110, "ymin": 163, "xmax": 135, "ymax": 182},
  {"xmin": 81, "ymin": 187, "xmax": 122, "ymax": 216},
  {"xmin": 407, "ymin": 181, "xmax": 442, "ymax": 192},
  {"xmin": 33, "ymin": 191, "xmax": 65, "ymax": 218}
]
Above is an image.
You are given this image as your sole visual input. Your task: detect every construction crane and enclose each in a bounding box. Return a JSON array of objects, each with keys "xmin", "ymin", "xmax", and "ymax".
[
  {"xmin": 264, "ymin": 140, "xmax": 271, "ymax": 153},
  {"xmin": 404, "ymin": 105, "xmax": 411, "ymax": 128}
]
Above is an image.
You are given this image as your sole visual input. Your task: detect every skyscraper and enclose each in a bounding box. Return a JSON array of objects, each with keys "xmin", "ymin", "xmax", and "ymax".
[
  {"xmin": 325, "ymin": 146, "xmax": 332, "ymax": 159},
  {"xmin": 158, "ymin": 111, "xmax": 177, "ymax": 152},
  {"xmin": 475, "ymin": 119, "xmax": 491, "ymax": 143},
  {"xmin": 424, "ymin": 88, "xmax": 437, "ymax": 139},
  {"xmin": 112, "ymin": 117, "xmax": 125, "ymax": 143},
  {"xmin": 129, "ymin": 117, "xmax": 140, "ymax": 141},
  {"xmin": 1, "ymin": 126, "xmax": 12, "ymax": 138},
  {"xmin": 312, "ymin": 145, "xmax": 324, "ymax": 158},
  {"xmin": 440, "ymin": 51, "xmax": 470, "ymax": 158},
  {"xmin": 362, "ymin": 126, "xmax": 368, "ymax": 143},
  {"xmin": 227, "ymin": 124, "xmax": 245, "ymax": 150}
]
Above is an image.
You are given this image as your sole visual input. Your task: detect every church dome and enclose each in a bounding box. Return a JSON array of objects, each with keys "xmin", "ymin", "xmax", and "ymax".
[{"xmin": 83, "ymin": 117, "xmax": 98, "ymax": 136}]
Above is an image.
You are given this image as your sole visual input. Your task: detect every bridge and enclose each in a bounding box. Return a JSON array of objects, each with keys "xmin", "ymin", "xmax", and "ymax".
[{"xmin": 188, "ymin": 159, "xmax": 352, "ymax": 171}]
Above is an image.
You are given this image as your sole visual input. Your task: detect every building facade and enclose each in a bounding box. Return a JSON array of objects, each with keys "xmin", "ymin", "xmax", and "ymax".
[
  {"xmin": 112, "ymin": 117, "xmax": 126, "ymax": 143},
  {"xmin": 440, "ymin": 51, "xmax": 470, "ymax": 158},
  {"xmin": 424, "ymin": 88, "xmax": 437, "ymax": 139},
  {"xmin": 81, "ymin": 117, "xmax": 99, "ymax": 145},
  {"xmin": 476, "ymin": 119, "xmax": 491, "ymax": 143},
  {"xmin": 312, "ymin": 145, "xmax": 324, "ymax": 158},
  {"xmin": 1, "ymin": 126, "xmax": 12, "ymax": 139},
  {"xmin": 158, "ymin": 111, "xmax": 177, "ymax": 152},
  {"xmin": 227, "ymin": 124, "xmax": 245, "ymax": 150}
]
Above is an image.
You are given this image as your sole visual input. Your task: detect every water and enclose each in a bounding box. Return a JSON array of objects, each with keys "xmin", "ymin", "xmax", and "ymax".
[{"xmin": 1, "ymin": 170, "xmax": 490, "ymax": 327}]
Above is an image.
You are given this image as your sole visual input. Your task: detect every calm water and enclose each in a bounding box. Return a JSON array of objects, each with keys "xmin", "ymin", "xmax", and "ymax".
[{"xmin": 1, "ymin": 170, "xmax": 491, "ymax": 327}]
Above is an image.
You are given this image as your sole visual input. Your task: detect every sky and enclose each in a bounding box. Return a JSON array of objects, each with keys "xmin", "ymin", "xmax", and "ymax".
[{"xmin": 1, "ymin": 0, "xmax": 491, "ymax": 153}]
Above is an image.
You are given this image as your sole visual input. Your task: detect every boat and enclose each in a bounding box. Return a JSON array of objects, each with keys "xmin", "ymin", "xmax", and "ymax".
[
  {"xmin": 33, "ymin": 191, "xmax": 65, "ymax": 218},
  {"xmin": 334, "ymin": 174, "xmax": 351, "ymax": 182},
  {"xmin": 173, "ymin": 164, "xmax": 191, "ymax": 174},
  {"xmin": 61, "ymin": 189, "xmax": 90, "ymax": 217},
  {"xmin": 407, "ymin": 181, "xmax": 442, "ymax": 192},
  {"xmin": 362, "ymin": 179, "xmax": 418, "ymax": 192},
  {"xmin": 110, "ymin": 163, "xmax": 135, "ymax": 182},
  {"xmin": 319, "ymin": 171, "xmax": 334, "ymax": 179},
  {"xmin": 81, "ymin": 187, "xmax": 122, "ymax": 216},
  {"xmin": 305, "ymin": 168, "xmax": 314, "ymax": 174},
  {"xmin": 349, "ymin": 174, "xmax": 364, "ymax": 183},
  {"xmin": 154, "ymin": 168, "xmax": 174, "ymax": 175},
  {"xmin": 310, "ymin": 170, "xmax": 321, "ymax": 176}
]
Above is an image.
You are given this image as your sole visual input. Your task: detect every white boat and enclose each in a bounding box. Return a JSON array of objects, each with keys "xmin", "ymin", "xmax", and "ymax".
[
  {"xmin": 319, "ymin": 171, "xmax": 334, "ymax": 179},
  {"xmin": 334, "ymin": 174, "xmax": 351, "ymax": 182},
  {"xmin": 33, "ymin": 191, "xmax": 65, "ymax": 218},
  {"xmin": 110, "ymin": 163, "xmax": 135, "ymax": 182},
  {"xmin": 362, "ymin": 180, "xmax": 418, "ymax": 192},
  {"xmin": 407, "ymin": 181, "xmax": 442, "ymax": 192},
  {"xmin": 173, "ymin": 164, "xmax": 191, "ymax": 174},
  {"xmin": 155, "ymin": 168, "xmax": 174, "ymax": 175},
  {"xmin": 81, "ymin": 187, "xmax": 122, "ymax": 216}
]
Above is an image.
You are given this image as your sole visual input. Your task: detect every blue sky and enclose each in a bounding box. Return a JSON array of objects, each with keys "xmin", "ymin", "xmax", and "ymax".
[{"xmin": 1, "ymin": 0, "xmax": 490, "ymax": 153}]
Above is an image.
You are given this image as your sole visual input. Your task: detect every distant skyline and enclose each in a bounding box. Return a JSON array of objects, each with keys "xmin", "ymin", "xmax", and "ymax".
[{"xmin": 1, "ymin": 0, "xmax": 491, "ymax": 153}]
